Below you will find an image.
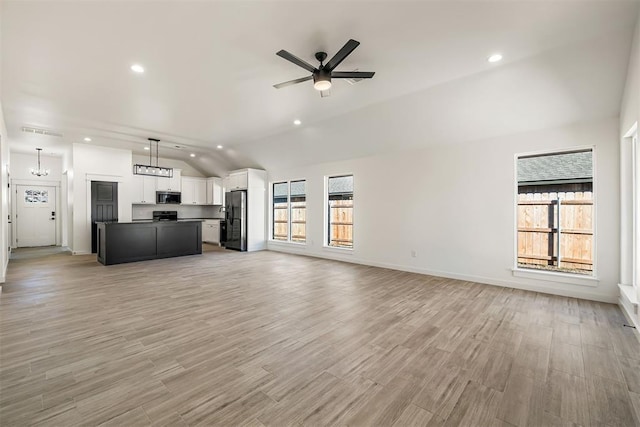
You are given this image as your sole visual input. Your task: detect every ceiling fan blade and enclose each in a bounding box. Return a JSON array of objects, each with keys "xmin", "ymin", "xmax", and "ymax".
[
  {"xmin": 331, "ymin": 71, "xmax": 375, "ymax": 79},
  {"xmin": 324, "ymin": 39, "xmax": 360, "ymax": 71},
  {"xmin": 273, "ymin": 75, "xmax": 313, "ymax": 89},
  {"xmin": 320, "ymin": 89, "xmax": 331, "ymax": 98},
  {"xmin": 276, "ymin": 50, "xmax": 317, "ymax": 73}
]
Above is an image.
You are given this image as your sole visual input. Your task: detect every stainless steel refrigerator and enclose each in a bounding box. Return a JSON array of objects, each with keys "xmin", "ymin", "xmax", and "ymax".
[{"xmin": 224, "ymin": 190, "xmax": 247, "ymax": 251}]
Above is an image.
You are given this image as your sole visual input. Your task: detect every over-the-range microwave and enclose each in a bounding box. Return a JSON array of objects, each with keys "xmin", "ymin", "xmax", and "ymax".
[{"xmin": 156, "ymin": 191, "xmax": 181, "ymax": 204}]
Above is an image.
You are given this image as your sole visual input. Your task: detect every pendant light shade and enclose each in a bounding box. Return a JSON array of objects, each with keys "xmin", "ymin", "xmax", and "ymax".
[
  {"xmin": 313, "ymin": 69, "xmax": 332, "ymax": 91},
  {"xmin": 133, "ymin": 138, "xmax": 173, "ymax": 178},
  {"xmin": 30, "ymin": 148, "xmax": 50, "ymax": 177}
]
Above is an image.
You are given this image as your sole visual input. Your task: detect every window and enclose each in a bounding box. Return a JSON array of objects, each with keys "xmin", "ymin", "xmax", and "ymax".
[
  {"xmin": 273, "ymin": 182, "xmax": 288, "ymax": 241},
  {"xmin": 25, "ymin": 189, "xmax": 48, "ymax": 204},
  {"xmin": 516, "ymin": 149, "xmax": 594, "ymax": 275},
  {"xmin": 272, "ymin": 180, "xmax": 306, "ymax": 243},
  {"xmin": 327, "ymin": 175, "xmax": 353, "ymax": 248},
  {"xmin": 290, "ymin": 180, "xmax": 306, "ymax": 243}
]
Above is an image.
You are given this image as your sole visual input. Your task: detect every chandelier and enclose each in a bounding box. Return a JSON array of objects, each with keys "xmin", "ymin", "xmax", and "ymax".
[
  {"xmin": 133, "ymin": 138, "xmax": 173, "ymax": 178},
  {"xmin": 30, "ymin": 148, "xmax": 50, "ymax": 177}
]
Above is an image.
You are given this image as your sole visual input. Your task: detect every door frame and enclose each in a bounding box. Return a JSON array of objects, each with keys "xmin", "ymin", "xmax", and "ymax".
[{"xmin": 11, "ymin": 179, "xmax": 61, "ymax": 248}]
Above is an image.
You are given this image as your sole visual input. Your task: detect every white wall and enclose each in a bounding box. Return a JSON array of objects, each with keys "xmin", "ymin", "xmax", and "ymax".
[
  {"xmin": 0, "ymin": 101, "xmax": 10, "ymax": 284},
  {"xmin": 268, "ymin": 117, "xmax": 620, "ymax": 303},
  {"xmin": 10, "ymin": 152, "xmax": 62, "ymax": 181},
  {"xmin": 619, "ymin": 9, "xmax": 639, "ymax": 325},
  {"xmin": 71, "ymin": 144, "xmax": 132, "ymax": 254},
  {"xmin": 0, "ymin": 3, "xmax": 7, "ymax": 284},
  {"xmin": 62, "ymin": 147, "xmax": 73, "ymax": 250}
]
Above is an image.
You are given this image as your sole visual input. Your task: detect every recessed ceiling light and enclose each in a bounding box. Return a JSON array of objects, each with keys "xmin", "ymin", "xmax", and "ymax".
[
  {"xmin": 488, "ymin": 53, "xmax": 503, "ymax": 63},
  {"xmin": 144, "ymin": 146, "xmax": 150, "ymax": 150},
  {"xmin": 216, "ymin": 145, "xmax": 223, "ymax": 149},
  {"xmin": 83, "ymin": 137, "xmax": 91, "ymax": 142},
  {"xmin": 293, "ymin": 119, "xmax": 302, "ymax": 126},
  {"xmin": 131, "ymin": 64, "xmax": 145, "ymax": 73},
  {"xmin": 190, "ymin": 153, "xmax": 196, "ymax": 157}
]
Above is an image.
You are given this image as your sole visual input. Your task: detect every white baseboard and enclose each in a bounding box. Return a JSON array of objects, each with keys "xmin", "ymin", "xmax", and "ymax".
[
  {"xmin": 618, "ymin": 284, "xmax": 639, "ymax": 332},
  {"xmin": 619, "ymin": 297, "xmax": 639, "ymax": 327},
  {"xmin": 1, "ymin": 258, "xmax": 7, "ymax": 287},
  {"xmin": 267, "ymin": 245, "xmax": 617, "ymax": 304}
]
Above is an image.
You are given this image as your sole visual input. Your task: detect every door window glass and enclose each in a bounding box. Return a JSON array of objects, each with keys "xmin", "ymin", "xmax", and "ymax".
[{"xmin": 25, "ymin": 189, "xmax": 48, "ymax": 204}]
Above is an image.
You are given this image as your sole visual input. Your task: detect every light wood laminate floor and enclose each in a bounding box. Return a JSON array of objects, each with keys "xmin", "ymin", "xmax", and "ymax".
[{"xmin": 1, "ymin": 246, "xmax": 640, "ymax": 426}]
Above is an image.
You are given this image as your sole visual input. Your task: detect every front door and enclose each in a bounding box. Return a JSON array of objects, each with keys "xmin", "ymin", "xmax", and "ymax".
[
  {"xmin": 91, "ymin": 181, "xmax": 118, "ymax": 253},
  {"xmin": 16, "ymin": 185, "xmax": 56, "ymax": 247}
]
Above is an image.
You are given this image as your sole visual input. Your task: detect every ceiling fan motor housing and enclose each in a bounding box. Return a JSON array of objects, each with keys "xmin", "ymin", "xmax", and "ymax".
[{"xmin": 315, "ymin": 52, "xmax": 328, "ymax": 63}]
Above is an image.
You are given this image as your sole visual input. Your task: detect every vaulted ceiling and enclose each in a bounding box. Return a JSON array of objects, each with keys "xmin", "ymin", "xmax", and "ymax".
[{"xmin": 2, "ymin": 1, "xmax": 638, "ymax": 176}]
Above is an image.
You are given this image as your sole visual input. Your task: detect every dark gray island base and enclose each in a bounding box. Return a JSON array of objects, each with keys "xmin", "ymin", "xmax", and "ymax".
[{"xmin": 96, "ymin": 220, "xmax": 202, "ymax": 265}]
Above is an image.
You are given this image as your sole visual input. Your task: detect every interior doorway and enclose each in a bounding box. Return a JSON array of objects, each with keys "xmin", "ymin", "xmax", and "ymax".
[
  {"xmin": 15, "ymin": 185, "xmax": 56, "ymax": 247},
  {"xmin": 91, "ymin": 181, "xmax": 118, "ymax": 253}
]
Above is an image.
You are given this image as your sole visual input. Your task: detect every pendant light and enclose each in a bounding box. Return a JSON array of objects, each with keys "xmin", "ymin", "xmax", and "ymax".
[
  {"xmin": 30, "ymin": 148, "xmax": 50, "ymax": 177},
  {"xmin": 133, "ymin": 138, "xmax": 173, "ymax": 178}
]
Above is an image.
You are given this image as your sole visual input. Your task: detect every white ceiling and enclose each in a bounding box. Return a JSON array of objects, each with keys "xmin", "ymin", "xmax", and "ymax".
[{"xmin": 2, "ymin": 1, "xmax": 638, "ymax": 176}]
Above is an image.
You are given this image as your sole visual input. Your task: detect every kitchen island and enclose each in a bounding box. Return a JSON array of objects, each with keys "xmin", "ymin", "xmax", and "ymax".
[{"xmin": 96, "ymin": 220, "xmax": 202, "ymax": 265}]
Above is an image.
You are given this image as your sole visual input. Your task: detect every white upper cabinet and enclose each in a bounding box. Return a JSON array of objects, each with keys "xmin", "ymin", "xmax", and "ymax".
[
  {"xmin": 226, "ymin": 171, "xmax": 248, "ymax": 191},
  {"xmin": 206, "ymin": 177, "xmax": 223, "ymax": 205},
  {"xmin": 181, "ymin": 176, "xmax": 207, "ymax": 205},
  {"xmin": 156, "ymin": 169, "xmax": 181, "ymax": 192},
  {"xmin": 195, "ymin": 179, "xmax": 206, "ymax": 204},
  {"xmin": 132, "ymin": 175, "xmax": 157, "ymax": 204},
  {"xmin": 181, "ymin": 177, "xmax": 195, "ymax": 204}
]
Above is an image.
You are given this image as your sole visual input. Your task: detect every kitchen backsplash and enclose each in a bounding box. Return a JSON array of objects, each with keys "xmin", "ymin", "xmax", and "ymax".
[{"xmin": 132, "ymin": 205, "xmax": 224, "ymax": 220}]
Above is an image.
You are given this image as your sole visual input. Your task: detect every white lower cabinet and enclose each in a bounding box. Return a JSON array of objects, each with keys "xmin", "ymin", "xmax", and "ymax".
[{"xmin": 202, "ymin": 220, "xmax": 220, "ymax": 244}]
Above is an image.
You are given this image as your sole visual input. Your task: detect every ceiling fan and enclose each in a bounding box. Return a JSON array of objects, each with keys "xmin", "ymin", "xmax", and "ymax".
[{"xmin": 273, "ymin": 39, "xmax": 375, "ymax": 97}]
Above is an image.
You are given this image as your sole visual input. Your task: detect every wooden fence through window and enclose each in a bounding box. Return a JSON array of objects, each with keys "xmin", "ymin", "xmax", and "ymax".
[
  {"xmin": 517, "ymin": 191, "xmax": 593, "ymax": 274},
  {"xmin": 273, "ymin": 201, "xmax": 306, "ymax": 242},
  {"xmin": 329, "ymin": 200, "xmax": 353, "ymax": 247}
]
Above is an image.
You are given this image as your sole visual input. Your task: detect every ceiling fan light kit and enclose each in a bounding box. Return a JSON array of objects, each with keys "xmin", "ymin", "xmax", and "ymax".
[
  {"xmin": 274, "ymin": 39, "xmax": 375, "ymax": 96},
  {"xmin": 133, "ymin": 138, "xmax": 173, "ymax": 178}
]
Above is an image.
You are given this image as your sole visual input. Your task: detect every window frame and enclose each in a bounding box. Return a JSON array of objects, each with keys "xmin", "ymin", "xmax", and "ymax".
[
  {"xmin": 289, "ymin": 180, "xmax": 307, "ymax": 244},
  {"xmin": 270, "ymin": 179, "xmax": 307, "ymax": 245},
  {"xmin": 272, "ymin": 181, "xmax": 289, "ymax": 242},
  {"xmin": 324, "ymin": 174, "xmax": 354, "ymax": 251},
  {"xmin": 512, "ymin": 146, "xmax": 598, "ymax": 285}
]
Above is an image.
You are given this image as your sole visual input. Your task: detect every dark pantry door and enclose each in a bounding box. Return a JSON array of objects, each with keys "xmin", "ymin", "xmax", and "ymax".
[{"xmin": 91, "ymin": 181, "xmax": 118, "ymax": 253}]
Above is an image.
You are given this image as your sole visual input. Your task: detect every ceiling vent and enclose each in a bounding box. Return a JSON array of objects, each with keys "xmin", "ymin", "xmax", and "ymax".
[
  {"xmin": 21, "ymin": 126, "xmax": 63, "ymax": 137},
  {"xmin": 345, "ymin": 69, "xmax": 363, "ymax": 85}
]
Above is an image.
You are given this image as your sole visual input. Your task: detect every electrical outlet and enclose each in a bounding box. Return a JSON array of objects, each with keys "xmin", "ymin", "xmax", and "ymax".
[{"xmin": 411, "ymin": 250, "xmax": 417, "ymax": 258}]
